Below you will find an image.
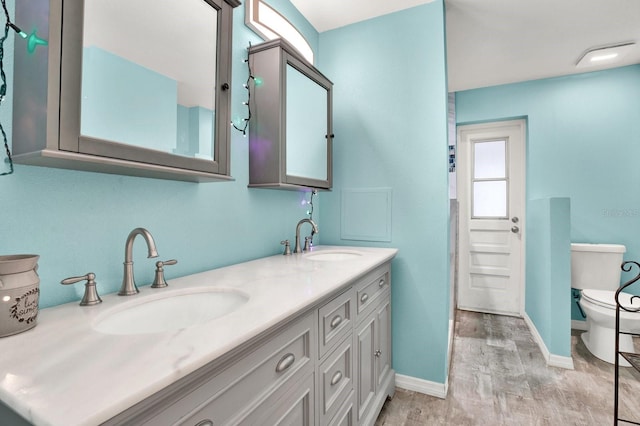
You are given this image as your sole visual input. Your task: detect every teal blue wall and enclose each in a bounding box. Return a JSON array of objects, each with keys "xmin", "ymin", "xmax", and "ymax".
[
  {"xmin": 5, "ymin": 0, "xmax": 452, "ymax": 388},
  {"xmin": 1, "ymin": 1, "xmax": 320, "ymax": 308},
  {"xmin": 176, "ymin": 105, "xmax": 215, "ymax": 157},
  {"xmin": 526, "ymin": 198, "xmax": 571, "ymax": 356},
  {"xmin": 82, "ymin": 47, "xmax": 178, "ymax": 152},
  {"xmin": 318, "ymin": 2, "xmax": 450, "ymax": 384},
  {"xmin": 456, "ymin": 65, "xmax": 640, "ymax": 330}
]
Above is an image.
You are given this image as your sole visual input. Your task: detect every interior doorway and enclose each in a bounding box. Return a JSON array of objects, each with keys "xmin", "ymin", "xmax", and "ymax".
[{"xmin": 456, "ymin": 119, "xmax": 526, "ymax": 316}]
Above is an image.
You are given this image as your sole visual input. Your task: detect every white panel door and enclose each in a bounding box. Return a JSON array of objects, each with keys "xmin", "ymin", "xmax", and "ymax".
[{"xmin": 457, "ymin": 120, "xmax": 525, "ymax": 316}]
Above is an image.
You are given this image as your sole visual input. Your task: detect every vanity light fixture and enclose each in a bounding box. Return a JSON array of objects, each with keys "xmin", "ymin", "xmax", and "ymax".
[
  {"xmin": 576, "ymin": 42, "xmax": 636, "ymax": 68},
  {"xmin": 246, "ymin": 0, "xmax": 314, "ymax": 64}
]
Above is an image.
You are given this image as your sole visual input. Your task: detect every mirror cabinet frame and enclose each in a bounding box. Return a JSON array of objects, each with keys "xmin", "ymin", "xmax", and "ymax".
[
  {"xmin": 13, "ymin": 0, "xmax": 240, "ymax": 182},
  {"xmin": 248, "ymin": 38, "xmax": 333, "ymax": 190}
]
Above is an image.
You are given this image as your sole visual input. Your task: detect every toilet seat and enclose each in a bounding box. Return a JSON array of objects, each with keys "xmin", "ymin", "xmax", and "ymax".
[{"xmin": 582, "ymin": 289, "xmax": 640, "ymax": 311}]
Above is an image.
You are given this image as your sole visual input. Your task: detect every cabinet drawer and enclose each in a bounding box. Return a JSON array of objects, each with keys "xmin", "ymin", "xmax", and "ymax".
[
  {"xmin": 319, "ymin": 335, "xmax": 353, "ymax": 426},
  {"xmin": 318, "ymin": 287, "xmax": 354, "ymax": 359},
  {"xmin": 140, "ymin": 312, "xmax": 315, "ymax": 426},
  {"xmin": 355, "ymin": 265, "xmax": 390, "ymax": 320}
]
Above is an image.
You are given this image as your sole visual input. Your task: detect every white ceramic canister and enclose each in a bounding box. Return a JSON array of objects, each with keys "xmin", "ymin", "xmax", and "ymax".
[{"xmin": 0, "ymin": 255, "xmax": 40, "ymax": 337}]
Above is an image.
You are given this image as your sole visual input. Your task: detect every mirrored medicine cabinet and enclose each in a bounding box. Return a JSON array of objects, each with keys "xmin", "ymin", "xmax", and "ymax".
[
  {"xmin": 13, "ymin": 0, "xmax": 240, "ymax": 182},
  {"xmin": 248, "ymin": 39, "xmax": 334, "ymax": 190}
]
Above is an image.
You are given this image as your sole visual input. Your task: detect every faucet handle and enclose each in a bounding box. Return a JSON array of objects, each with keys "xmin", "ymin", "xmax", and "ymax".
[
  {"xmin": 303, "ymin": 236, "xmax": 312, "ymax": 252},
  {"xmin": 61, "ymin": 272, "xmax": 102, "ymax": 306},
  {"xmin": 151, "ymin": 259, "xmax": 177, "ymax": 288},
  {"xmin": 281, "ymin": 240, "xmax": 292, "ymax": 256}
]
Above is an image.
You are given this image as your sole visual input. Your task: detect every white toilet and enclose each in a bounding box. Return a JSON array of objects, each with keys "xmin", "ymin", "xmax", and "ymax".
[{"xmin": 572, "ymin": 243, "xmax": 640, "ymax": 365}]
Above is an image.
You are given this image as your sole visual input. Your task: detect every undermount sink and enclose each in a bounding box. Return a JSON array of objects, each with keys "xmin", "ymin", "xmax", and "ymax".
[
  {"xmin": 93, "ymin": 288, "xmax": 249, "ymax": 335},
  {"xmin": 304, "ymin": 250, "xmax": 363, "ymax": 262}
]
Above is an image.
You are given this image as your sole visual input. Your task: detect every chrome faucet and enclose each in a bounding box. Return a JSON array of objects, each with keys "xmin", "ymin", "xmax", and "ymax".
[
  {"xmin": 119, "ymin": 227, "xmax": 159, "ymax": 295},
  {"xmin": 294, "ymin": 219, "xmax": 319, "ymax": 254}
]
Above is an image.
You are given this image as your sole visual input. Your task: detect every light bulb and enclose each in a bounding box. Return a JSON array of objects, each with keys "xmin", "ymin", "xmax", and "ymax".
[
  {"xmin": 232, "ymin": 117, "xmax": 244, "ymax": 128},
  {"xmin": 26, "ymin": 30, "xmax": 48, "ymax": 54}
]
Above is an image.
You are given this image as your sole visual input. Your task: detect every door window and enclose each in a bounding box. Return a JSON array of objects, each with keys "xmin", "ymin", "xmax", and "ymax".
[{"xmin": 472, "ymin": 139, "xmax": 508, "ymax": 218}]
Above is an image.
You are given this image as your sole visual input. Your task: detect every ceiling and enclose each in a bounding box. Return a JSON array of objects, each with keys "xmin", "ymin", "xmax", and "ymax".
[
  {"xmin": 85, "ymin": 0, "xmax": 217, "ymax": 108},
  {"xmin": 289, "ymin": 0, "xmax": 640, "ymax": 92}
]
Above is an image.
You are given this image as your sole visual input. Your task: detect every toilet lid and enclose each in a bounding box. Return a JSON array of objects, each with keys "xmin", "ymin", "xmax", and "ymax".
[{"xmin": 582, "ymin": 289, "xmax": 640, "ymax": 310}]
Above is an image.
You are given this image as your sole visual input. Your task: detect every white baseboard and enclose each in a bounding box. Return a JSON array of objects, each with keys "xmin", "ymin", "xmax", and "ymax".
[
  {"xmin": 571, "ymin": 319, "xmax": 587, "ymax": 331},
  {"xmin": 395, "ymin": 373, "xmax": 448, "ymax": 399},
  {"xmin": 523, "ymin": 313, "xmax": 574, "ymax": 370},
  {"xmin": 447, "ymin": 318, "xmax": 454, "ymax": 370}
]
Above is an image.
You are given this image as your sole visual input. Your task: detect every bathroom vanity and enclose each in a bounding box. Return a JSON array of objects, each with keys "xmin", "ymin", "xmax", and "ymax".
[{"xmin": 0, "ymin": 246, "xmax": 397, "ymax": 426}]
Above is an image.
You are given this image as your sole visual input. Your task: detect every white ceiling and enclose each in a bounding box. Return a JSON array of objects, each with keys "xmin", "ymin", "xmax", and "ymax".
[
  {"xmin": 85, "ymin": 0, "xmax": 217, "ymax": 108},
  {"xmin": 289, "ymin": 0, "xmax": 640, "ymax": 92},
  {"xmin": 288, "ymin": 0, "xmax": 435, "ymax": 33}
]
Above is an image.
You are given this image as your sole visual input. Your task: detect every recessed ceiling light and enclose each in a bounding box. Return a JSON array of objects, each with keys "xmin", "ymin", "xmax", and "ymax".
[{"xmin": 576, "ymin": 42, "xmax": 636, "ymax": 68}]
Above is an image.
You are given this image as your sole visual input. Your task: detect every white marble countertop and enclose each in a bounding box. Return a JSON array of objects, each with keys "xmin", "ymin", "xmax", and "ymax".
[{"xmin": 0, "ymin": 245, "xmax": 397, "ymax": 426}]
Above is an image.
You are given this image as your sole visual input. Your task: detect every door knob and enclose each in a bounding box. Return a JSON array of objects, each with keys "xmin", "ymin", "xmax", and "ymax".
[
  {"xmin": 511, "ymin": 217, "xmax": 519, "ymax": 223},
  {"xmin": 511, "ymin": 226, "xmax": 519, "ymax": 233}
]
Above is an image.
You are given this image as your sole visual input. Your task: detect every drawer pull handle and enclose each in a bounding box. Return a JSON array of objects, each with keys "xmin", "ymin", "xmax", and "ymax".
[
  {"xmin": 330, "ymin": 370, "xmax": 343, "ymax": 386},
  {"xmin": 330, "ymin": 315, "xmax": 343, "ymax": 329},
  {"xmin": 194, "ymin": 420, "xmax": 213, "ymax": 426},
  {"xmin": 275, "ymin": 353, "xmax": 296, "ymax": 373},
  {"xmin": 375, "ymin": 349, "xmax": 382, "ymax": 357},
  {"xmin": 379, "ymin": 278, "xmax": 385, "ymax": 287},
  {"xmin": 360, "ymin": 293, "xmax": 369, "ymax": 304}
]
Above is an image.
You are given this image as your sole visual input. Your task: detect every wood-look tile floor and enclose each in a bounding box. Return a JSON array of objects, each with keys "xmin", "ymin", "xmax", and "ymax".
[{"xmin": 375, "ymin": 310, "xmax": 640, "ymax": 426}]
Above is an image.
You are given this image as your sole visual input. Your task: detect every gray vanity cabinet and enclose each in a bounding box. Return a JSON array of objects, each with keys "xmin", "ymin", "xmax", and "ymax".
[
  {"xmin": 104, "ymin": 263, "xmax": 393, "ymax": 426},
  {"xmin": 355, "ymin": 266, "xmax": 393, "ymax": 426},
  {"xmin": 104, "ymin": 311, "xmax": 316, "ymax": 426},
  {"xmin": 248, "ymin": 39, "xmax": 333, "ymax": 190}
]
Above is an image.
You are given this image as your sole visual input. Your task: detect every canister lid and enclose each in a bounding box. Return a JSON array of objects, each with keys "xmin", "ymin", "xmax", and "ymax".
[{"xmin": 0, "ymin": 255, "xmax": 39, "ymax": 275}]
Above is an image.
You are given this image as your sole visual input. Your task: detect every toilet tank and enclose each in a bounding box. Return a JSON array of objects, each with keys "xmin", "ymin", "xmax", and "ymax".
[{"xmin": 571, "ymin": 243, "xmax": 626, "ymax": 290}]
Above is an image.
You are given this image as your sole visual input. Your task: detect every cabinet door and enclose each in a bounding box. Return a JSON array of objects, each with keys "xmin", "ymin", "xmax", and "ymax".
[
  {"xmin": 375, "ymin": 295, "xmax": 392, "ymax": 389},
  {"xmin": 356, "ymin": 314, "xmax": 376, "ymax": 422}
]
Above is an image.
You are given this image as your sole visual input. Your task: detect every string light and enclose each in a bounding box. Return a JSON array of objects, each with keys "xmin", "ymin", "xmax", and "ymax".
[
  {"xmin": 0, "ymin": 0, "xmax": 49, "ymax": 176},
  {"xmin": 0, "ymin": 0, "xmax": 15, "ymax": 175},
  {"xmin": 231, "ymin": 41, "xmax": 263, "ymax": 137},
  {"xmin": 306, "ymin": 189, "xmax": 318, "ymax": 220}
]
